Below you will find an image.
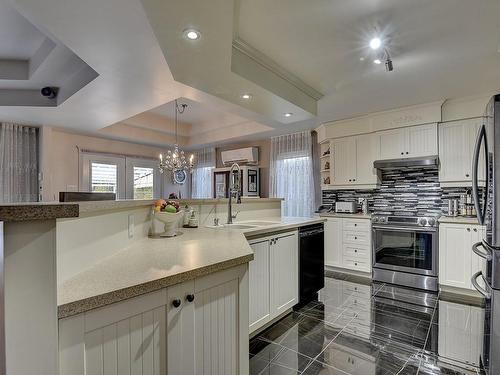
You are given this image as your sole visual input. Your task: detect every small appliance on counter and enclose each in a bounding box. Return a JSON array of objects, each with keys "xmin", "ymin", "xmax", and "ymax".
[
  {"xmin": 335, "ymin": 201, "xmax": 357, "ymax": 214},
  {"xmin": 315, "ymin": 204, "xmax": 334, "ymax": 214}
]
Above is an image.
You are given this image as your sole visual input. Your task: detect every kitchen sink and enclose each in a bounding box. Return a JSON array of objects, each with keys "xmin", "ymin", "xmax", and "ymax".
[
  {"xmin": 207, "ymin": 223, "xmax": 259, "ymax": 230},
  {"xmin": 238, "ymin": 221, "xmax": 280, "ymax": 226}
]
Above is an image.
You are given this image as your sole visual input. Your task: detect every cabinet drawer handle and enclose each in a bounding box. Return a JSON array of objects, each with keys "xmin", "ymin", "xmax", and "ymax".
[
  {"xmin": 354, "ymin": 236, "xmax": 358, "ymax": 240},
  {"xmin": 355, "ymin": 262, "xmax": 358, "ymax": 266},
  {"xmin": 186, "ymin": 294, "xmax": 195, "ymax": 303},
  {"xmin": 474, "ymin": 228, "xmax": 478, "ymax": 232},
  {"xmin": 354, "ymin": 223, "xmax": 357, "ymax": 227},
  {"xmin": 353, "ymin": 178, "xmax": 356, "ymax": 182},
  {"xmin": 172, "ymin": 299, "xmax": 181, "ymax": 308},
  {"xmin": 466, "ymin": 174, "xmax": 470, "ymax": 177},
  {"xmin": 467, "ymin": 228, "xmax": 471, "ymax": 232},
  {"xmin": 354, "ymin": 249, "xmax": 358, "ymax": 253},
  {"xmin": 406, "ymin": 152, "xmax": 409, "ymax": 154}
]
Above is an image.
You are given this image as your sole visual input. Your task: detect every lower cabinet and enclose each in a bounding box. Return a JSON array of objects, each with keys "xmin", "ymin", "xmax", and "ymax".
[
  {"xmin": 324, "ymin": 217, "xmax": 371, "ymax": 274},
  {"xmin": 248, "ymin": 231, "xmax": 298, "ymax": 334},
  {"xmin": 58, "ymin": 265, "xmax": 249, "ymax": 375},
  {"xmin": 438, "ymin": 300, "xmax": 484, "ymax": 366},
  {"xmin": 439, "ymin": 223, "xmax": 486, "ymax": 291}
]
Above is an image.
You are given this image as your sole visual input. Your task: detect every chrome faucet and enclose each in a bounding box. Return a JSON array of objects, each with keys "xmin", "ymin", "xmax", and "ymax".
[{"xmin": 227, "ymin": 163, "xmax": 241, "ymax": 224}]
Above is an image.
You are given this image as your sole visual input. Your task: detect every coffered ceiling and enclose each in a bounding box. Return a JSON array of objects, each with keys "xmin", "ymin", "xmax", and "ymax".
[{"xmin": 0, "ymin": 0, "xmax": 499, "ymax": 148}]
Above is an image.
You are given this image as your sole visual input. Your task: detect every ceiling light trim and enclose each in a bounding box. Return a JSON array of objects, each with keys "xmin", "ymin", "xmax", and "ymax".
[{"xmin": 232, "ymin": 37, "xmax": 323, "ymax": 101}]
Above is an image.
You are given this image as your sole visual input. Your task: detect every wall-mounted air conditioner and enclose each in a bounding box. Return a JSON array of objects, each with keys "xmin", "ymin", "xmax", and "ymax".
[{"xmin": 221, "ymin": 147, "xmax": 259, "ymax": 166}]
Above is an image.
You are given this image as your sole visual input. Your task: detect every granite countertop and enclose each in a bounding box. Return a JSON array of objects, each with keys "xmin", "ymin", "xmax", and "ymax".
[
  {"xmin": 57, "ymin": 216, "xmax": 325, "ymax": 319},
  {"xmin": 0, "ymin": 202, "xmax": 79, "ymax": 222},
  {"xmin": 319, "ymin": 212, "xmax": 371, "ymax": 219},
  {"xmin": 438, "ymin": 216, "xmax": 481, "ymax": 225}
]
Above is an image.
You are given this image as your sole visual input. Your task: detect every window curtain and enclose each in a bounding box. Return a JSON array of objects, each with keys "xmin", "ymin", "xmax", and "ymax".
[
  {"xmin": 270, "ymin": 131, "xmax": 314, "ymax": 217},
  {"xmin": 0, "ymin": 123, "xmax": 39, "ymax": 203},
  {"xmin": 191, "ymin": 147, "xmax": 215, "ymax": 198}
]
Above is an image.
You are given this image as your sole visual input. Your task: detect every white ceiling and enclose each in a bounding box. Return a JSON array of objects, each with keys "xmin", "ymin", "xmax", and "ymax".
[
  {"xmin": 0, "ymin": 0, "xmax": 499, "ymax": 148},
  {"xmin": 0, "ymin": 1, "xmax": 45, "ymax": 59},
  {"xmin": 237, "ymin": 0, "xmax": 500, "ymax": 121}
]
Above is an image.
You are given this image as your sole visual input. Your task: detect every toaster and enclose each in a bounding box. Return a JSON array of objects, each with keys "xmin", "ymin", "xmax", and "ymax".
[{"xmin": 335, "ymin": 201, "xmax": 357, "ymax": 214}]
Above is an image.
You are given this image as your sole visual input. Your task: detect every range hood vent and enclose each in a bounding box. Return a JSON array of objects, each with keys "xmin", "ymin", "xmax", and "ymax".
[{"xmin": 373, "ymin": 156, "xmax": 439, "ymax": 170}]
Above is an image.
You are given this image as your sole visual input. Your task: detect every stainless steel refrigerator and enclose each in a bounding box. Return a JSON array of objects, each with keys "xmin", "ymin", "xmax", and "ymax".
[{"xmin": 471, "ymin": 95, "xmax": 500, "ymax": 375}]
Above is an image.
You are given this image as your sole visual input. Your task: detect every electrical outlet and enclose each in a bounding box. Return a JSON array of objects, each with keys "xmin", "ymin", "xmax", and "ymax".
[{"xmin": 128, "ymin": 214, "xmax": 134, "ymax": 239}]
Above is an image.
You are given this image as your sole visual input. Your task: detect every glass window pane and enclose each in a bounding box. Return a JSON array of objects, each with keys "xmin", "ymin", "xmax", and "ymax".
[
  {"xmin": 133, "ymin": 166, "xmax": 154, "ymax": 199},
  {"xmin": 91, "ymin": 162, "xmax": 117, "ymax": 193}
]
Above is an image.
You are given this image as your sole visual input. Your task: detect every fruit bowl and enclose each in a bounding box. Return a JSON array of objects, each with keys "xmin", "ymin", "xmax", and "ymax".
[{"xmin": 153, "ymin": 210, "xmax": 184, "ymax": 237}]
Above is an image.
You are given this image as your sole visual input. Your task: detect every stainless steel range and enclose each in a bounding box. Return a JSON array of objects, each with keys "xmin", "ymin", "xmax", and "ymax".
[{"xmin": 372, "ymin": 215, "xmax": 439, "ymax": 291}]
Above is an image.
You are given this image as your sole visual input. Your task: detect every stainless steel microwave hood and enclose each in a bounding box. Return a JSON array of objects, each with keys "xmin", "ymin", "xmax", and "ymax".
[{"xmin": 373, "ymin": 155, "xmax": 439, "ymax": 170}]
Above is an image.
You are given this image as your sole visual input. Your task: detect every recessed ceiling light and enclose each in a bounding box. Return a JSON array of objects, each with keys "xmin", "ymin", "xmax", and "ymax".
[
  {"xmin": 284, "ymin": 113, "xmax": 293, "ymax": 117},
  {"xmin": 373, "ymin": 59, "xmax": 382, "ymax": 65},
  {"xmin": 370, "ymin": 37, "xmax": 382, "ymax": 50},
  {"xmin": 183, "ymin": 29, "xmax": 201, "ymax": 40},
  {"xmin": 359, "ymin": 57, "xmax": 365, "ymax": 61},
  {"xmin": 241, "ymin": 93, "xmax": 252, "ymax": 100}
]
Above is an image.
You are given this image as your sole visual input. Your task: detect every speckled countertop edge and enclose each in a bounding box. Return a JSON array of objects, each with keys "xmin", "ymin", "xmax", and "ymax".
[
  {"xmin": 58, "ymin": 253, "xmax": 253, "ymax": 319},
  {"xmin": 319, "ymin": 212, "xmax": 371, "ymax": 219},
  {"xmin": 57, "ymin": 217, "xmax": 325, "ymax": 319},
  {"xmin": 0, "ymin": 203, "xmax": 79, "ymax": 222}
]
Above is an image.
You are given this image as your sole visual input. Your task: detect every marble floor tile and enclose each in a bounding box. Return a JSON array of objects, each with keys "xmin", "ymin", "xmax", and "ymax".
[{"xmin": 250, "ymin": 272, "xmax": 486, "ymax": 375}]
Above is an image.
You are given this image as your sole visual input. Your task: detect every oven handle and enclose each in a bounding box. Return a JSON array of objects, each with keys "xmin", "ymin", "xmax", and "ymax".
[
  {"xmin": 471, "ymin": 271, "xmax": 491, "ymax": 299},
  {"xmin": 372, "ymin": 225, "xmax": 437, "ymax": 233}
]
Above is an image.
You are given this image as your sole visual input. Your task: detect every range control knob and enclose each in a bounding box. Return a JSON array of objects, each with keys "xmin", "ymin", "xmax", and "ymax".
[
  {"xmin": 372, "ymin": 217, "xmax": 379, "ymax": 223},
  {"xmin": 428, "ymin": 218, "xmax": 436, "ymax": 226},
  {"xmin": 419, "ymin": 218, "xmax": 428, "ymax": 226}
]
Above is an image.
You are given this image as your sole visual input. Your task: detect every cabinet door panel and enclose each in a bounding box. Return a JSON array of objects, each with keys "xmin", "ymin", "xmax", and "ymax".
[
  {"xmin": 439, "ymin": 122, "xmax": 467, "ymax": 182},
  {"xmin": 167, "ymin": 281, "xmax": 195, "ymax": 375},
  {"xmin": 248, "ymin": 240, "xmax": 270, "ymax": 332},
  {"xmin": 438, "ymin": 301, "xmax": 471, "ymax": 363},
  {"xmin": 270, "ymin": 232, "xmax": 298, "ymax": 316},
  {"xmin": 332, "ymin": 138, "xmax": 356, "ymax": 185},
  {"xmin": 467, "ymin": 121, "xmax": 486, "ymax": 182},
  {"xmin": 378, "ymin": 129, "xmax": 405, "ymax": 159},
  {"xmin": 194, "ymin": 278, "xmax": 239, "ymax": 375},
  {"xmin": 82, "ymin": 306, "xmax": 166, "ymax": 375},
  {"xmin": 325, "ymin": 218, "xmax": 342, "ymax": 267},
  {"xmin": 439, "ymin": 225, "xmax": 471, "ymax": 289},
  {"xmin": 355, "ymin": 134, "xmax": 378, "ymax": 185},
  {"xmin": 407, "ymin": 124, "xmax": 437, "ymax": 157}
]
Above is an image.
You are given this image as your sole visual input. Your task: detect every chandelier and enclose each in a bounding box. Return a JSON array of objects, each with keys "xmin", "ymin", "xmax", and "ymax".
[{"xmin": 158, "ymin": 99, "xmax": 195, "ymax": 174}]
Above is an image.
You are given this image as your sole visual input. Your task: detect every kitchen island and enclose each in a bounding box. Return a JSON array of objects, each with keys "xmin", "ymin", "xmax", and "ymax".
[{"xmin": 0, "ymin": 199, "xmax": 324, "ymax": 375}]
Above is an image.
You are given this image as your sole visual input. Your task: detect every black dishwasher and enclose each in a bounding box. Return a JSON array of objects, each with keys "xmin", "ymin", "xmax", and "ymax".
[{"xmin": 295, "ymin": 223, "xmax": 325, "ymax": 309}]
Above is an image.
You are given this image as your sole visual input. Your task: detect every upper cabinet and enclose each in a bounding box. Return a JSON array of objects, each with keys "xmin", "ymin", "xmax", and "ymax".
[
  {"xmin": 439, "ymin": 119, "xmax": 485, "ymax": 186},
  {"xmin": 377, "ymin": 123, "xmax": 438, "ymax": 160},
  {"xmin": 330, "ymin": 134, "xmax": 379, "ymax": 189}
]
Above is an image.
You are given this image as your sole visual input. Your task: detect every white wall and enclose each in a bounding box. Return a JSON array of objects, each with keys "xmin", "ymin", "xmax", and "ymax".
[{"xmin": 40, "ymin": 127, "xmax": 190, "ymax": 201}]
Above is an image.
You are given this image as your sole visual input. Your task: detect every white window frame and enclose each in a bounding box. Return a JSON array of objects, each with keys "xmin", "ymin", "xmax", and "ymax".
[
  {"xmin": 125, "ymin": 157, "xmax": 162, "ymax": 199},
  {"xmin": 80, "ymin": 153, "xmax": 126, "ymax": 199},
  {"xmin": 80, "ymin": 153, "xmax": 162, "ymax": 200}
]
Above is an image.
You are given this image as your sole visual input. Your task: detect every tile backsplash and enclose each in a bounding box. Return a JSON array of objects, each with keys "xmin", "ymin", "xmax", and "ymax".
[{"xmin": 322, "ymin": 166, "xmax": 478, "ymax": 216}]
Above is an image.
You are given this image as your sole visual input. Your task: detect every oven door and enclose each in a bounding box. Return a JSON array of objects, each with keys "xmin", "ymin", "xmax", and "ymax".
[{"xmin": 372, "ymin": 225, "xmax": 438, "ymax": 276}]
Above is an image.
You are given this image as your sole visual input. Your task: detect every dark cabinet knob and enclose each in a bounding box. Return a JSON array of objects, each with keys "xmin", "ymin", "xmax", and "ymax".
[
  {"xmin": 467, "ymin": 228, "xmax": 471, "ymax": 232},
  {"xmin": 354, "ymin": 249, "xmax": 358, "ymax": 253},
  {"xmin": 172, "ymin": 299, "xmax": 181, "ymax": 308},
  {"xmin": 401, "ymin": 152, "xmax": 404, "ymax": 155},
  {"xmin": 353, "ymin": 178, "xmax": 356, "ymax": 182},
  {"xmin": 406, "ymin": 152, "xmax": 409, "ymax": 154},
  {"xmin": 355, "ymin": 262, "xmax": 358, "ymax": 266},
  {"xmin": 466, "ymin": 174, "xmax": 470, "ymax": 177},
  {"xmin": 348, "ymin": 179, "xmax": 351, "ymax": 182},
  {"xmin": 354, "ymin": 236, "xmax": 357, "ymax": 239},
  {"xmin": 186, "ymin": 294, "xmax": 195, "ymax": 302},
  {"xmin": 473, "ymin": 228, "xmax": 478, "ymax": 232},
  {"xmin": 354, "ymin": 223, "xmax": 357, "ymax": 226}
]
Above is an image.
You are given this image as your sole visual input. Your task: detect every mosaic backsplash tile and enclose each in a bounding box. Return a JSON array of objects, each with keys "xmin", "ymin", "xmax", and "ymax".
[{"xmin": 322, "ymin": 166, "xmax": 479, "ymax": 216}]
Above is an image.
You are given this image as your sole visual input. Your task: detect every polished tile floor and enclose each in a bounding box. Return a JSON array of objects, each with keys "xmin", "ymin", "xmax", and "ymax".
[{"xmin": 249, "ymin": 272, "xmax": 486, "ymax": 375}]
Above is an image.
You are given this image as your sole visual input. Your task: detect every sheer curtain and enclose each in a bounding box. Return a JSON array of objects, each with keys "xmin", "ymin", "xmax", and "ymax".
[
  {"xmin": 191, "ymin": 147, "xmax": 215, "ymax": 198},
  {"xmin": 0, "ymin": 123, "xmax": 39, "ymax": 203},
  {"xmin": 270, "ymin": 131, "xmax": 315, "ymax": 217}
]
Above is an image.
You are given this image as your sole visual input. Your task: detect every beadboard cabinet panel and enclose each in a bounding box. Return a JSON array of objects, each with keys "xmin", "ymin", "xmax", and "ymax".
[
  {"xmin": 332, "ymin": 138, "xmax": 356, "ymax": 185},
  {"xmin": 248, "ymin": 239, "xmax": 271, "ymax": 332}
]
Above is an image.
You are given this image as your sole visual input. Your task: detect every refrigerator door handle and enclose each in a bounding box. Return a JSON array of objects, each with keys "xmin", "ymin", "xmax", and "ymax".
[
  {"xmin": 472, "ymin": 124, "xmax": 489, "ymax": 225},
  {"xmin": 472, "ymin": 241, "xmax": 493, "ymax": 261},
  {"xmin": 471, "ymin": 270, "xmax": 491, "ymax": 299}
]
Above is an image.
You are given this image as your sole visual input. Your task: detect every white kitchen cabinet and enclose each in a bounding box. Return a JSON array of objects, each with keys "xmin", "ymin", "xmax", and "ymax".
[
  {"xmin": 324, "ymin": 217, "xmax": 371, "ymax": 274},
  {"xmin": 439, "ymin": 119, "xmax": 485, "ymax": 185},
  {"xmin": 59, "ymin": 266, "xmax": 248, "ymax": 375},
  {"xmin": 248, "ymin": 231, "xmax": 298, "ymax": 334},
  {"xmin": 377, "ymin": 124, "xmax": 438, "ymax": 160},
  {"xmin": 438, "ymin": 300, "xmax": 484, "ymax": 366},
  {"xmin": 331, "ymin": 134, "xmax": 379, "ymax": 188},
  {"xmin": 325, "ymin": 218, "xmax": 343, "ymax": 267},
  {"xmin": 248, "ymin": 239, "xmax": 270, "ymax": 332},
  {"xmin": 332, "ymin": 137, "xmax": 356, "ymax": 185},
  {"xmin": 439, "ymin": 223, "xmax": 486, "ymax": 291}
]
